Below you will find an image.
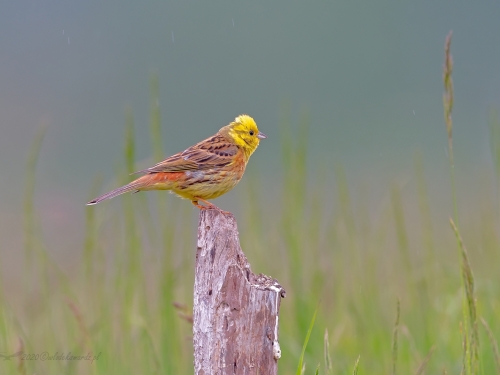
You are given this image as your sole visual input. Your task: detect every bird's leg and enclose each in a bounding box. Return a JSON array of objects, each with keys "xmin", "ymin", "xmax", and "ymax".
[
  {"xmin": 195, "ymin": 198, "xmax": 231, "ymax": 215},
  {"xmin": 197, "ymin": 198, "xmax": 217, "ymax": 209},
  {"xmin": 191, "ymin": 200, "xmax": 206, "ymax": 210}
]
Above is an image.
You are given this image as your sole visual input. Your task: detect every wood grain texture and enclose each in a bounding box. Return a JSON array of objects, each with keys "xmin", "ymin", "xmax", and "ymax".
[{"xmin": 193, "ymin": 209, "xmax": 285, "ymax": 375}]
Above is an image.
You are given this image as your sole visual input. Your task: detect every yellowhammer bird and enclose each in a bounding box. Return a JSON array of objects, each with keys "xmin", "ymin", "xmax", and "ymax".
[{"xmin": 87, "ymin": 114, "xmax": 266, "ymax": 210}]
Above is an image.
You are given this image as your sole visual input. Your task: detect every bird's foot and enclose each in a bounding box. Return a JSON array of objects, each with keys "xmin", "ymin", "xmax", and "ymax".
[{"xmin": 192, "ymin": 199, "xmax": 231, "ymax": 215}]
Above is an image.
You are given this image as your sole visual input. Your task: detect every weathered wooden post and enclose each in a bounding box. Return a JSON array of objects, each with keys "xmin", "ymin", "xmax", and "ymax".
[{"xmin": 193, "ymin": 209, "xmax": 285, "ymax": 374}]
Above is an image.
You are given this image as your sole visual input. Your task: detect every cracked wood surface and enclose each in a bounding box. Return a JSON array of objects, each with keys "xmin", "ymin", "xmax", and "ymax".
[{"xmin": 193, "ymin": 209, "xmax": 285, "ymax": 375}]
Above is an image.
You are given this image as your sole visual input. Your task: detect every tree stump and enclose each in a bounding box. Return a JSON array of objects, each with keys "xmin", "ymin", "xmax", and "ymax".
[{"xmin": 193, "ymin": 209, "xmax": 285, "ymax": 375}]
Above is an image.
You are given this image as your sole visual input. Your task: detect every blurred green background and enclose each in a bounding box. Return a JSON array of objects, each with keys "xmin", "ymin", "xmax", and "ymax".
[{"xmin": 1, "ymin": 1, "xmax": 500, "ymax": 374}]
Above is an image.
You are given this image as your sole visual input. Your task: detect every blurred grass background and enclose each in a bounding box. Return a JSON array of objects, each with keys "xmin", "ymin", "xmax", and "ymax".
[
  {"xmin": 2, "ymin": 2, "xmax": 500, "ymax": 374},
  {"xmin": 1, "ymin": 57, "xmax": 500, "ymax": 373}
]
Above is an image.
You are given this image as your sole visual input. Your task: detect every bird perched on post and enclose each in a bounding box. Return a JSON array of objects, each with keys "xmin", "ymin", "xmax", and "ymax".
[{"xmin": 87, "ymin": 114, "xmax": 266, "ymax": 211}]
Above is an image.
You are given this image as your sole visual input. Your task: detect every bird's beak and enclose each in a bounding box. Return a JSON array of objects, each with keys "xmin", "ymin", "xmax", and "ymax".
[{"xmin": 257, "ymin": 132, "xmax": 267, "ymax": 139}]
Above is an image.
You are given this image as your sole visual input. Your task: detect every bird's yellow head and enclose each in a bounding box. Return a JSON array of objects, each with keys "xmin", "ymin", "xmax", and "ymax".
[{"xmin": 220, "ymin": 114, "xmax": 266, "ymax": 159}]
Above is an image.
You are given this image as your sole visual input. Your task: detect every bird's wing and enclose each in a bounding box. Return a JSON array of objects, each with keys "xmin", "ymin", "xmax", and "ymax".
[{"xmin": 136, "ymin": 134, "xmax": 239, "ymax": 174}]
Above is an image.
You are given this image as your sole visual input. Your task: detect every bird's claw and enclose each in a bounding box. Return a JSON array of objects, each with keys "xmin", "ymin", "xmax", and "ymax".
[{"xmin": 192, "ymin": 199, "xmax": 231, "ymax": 216}]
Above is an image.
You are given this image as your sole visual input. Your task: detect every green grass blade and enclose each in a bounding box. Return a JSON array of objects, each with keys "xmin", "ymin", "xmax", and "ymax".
[
  {"xmin": 392, "ymin": 298, "xmax": 400, "ymax": 375},
  {"xmin": 296, "ymin": 306, "xmax": 318, "ymax": 375},
  {"xmin": 415, "ymin": 346, "xmax": 435, "ymax": 375},
  {"xmin": 480, "ymin": 317, "xmax": 500, "ymax": 374},
  {"xmin": 450, "ymin": 218, "xmax": 479, "ymax": 375},
  {"xmin": 324, "ymin": 328, "xmax": 333, "ymax": 375},
  {"xmin": 353, "ymin": 355, "xmax": 360, "ymax": 375}
]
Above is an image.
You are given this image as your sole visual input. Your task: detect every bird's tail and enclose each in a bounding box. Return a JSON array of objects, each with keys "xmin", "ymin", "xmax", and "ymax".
[{"xmin": 87, "ymin": 181, "xmax": 144, "ymax": 205}]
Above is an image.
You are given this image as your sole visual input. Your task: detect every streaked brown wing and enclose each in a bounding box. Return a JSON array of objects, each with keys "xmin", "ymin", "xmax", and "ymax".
[{"xmin": 137, "ymin": 134, "xmax": 239, "ymax": 174}]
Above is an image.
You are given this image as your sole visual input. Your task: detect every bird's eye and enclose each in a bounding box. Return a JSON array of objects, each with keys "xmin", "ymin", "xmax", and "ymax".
[{"xmin": 249, "ymin": 130, "xmax": 254, "ymax": 136}]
